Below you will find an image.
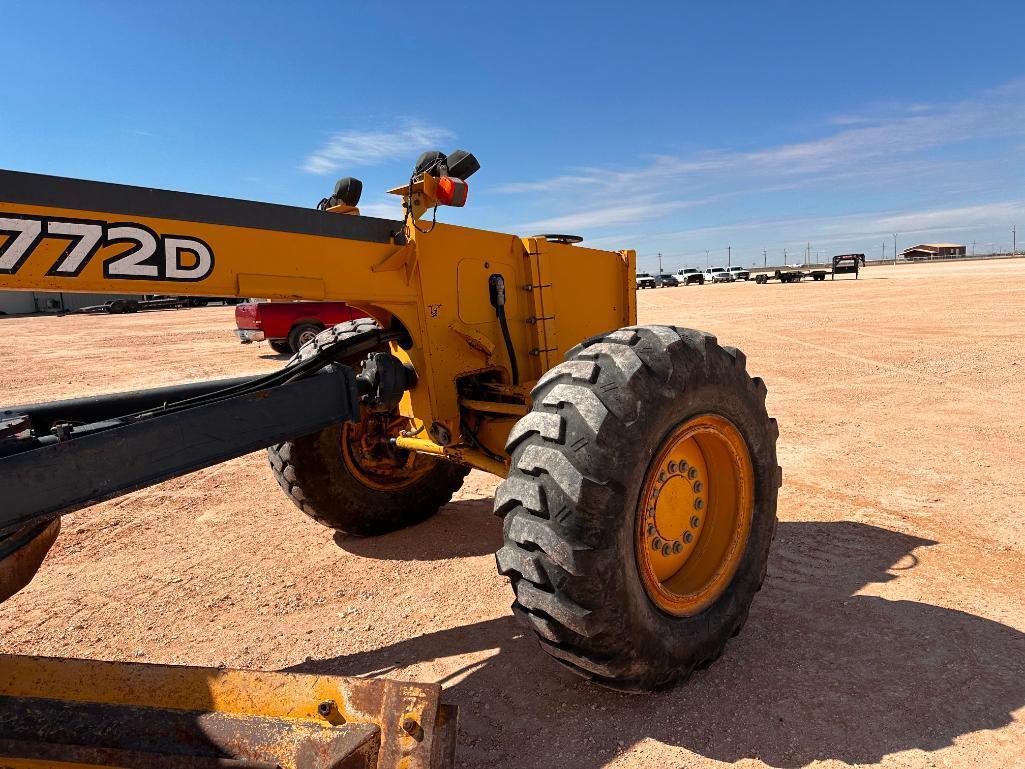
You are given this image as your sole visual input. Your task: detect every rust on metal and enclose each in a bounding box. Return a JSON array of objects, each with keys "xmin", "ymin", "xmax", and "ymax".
[{"xmin": 0, "ymin": 655, "xmax": 455, "ymax": 769}]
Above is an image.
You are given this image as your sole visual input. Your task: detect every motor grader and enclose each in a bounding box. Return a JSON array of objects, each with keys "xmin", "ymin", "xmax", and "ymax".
[{"xmin": 0, "ymin": 150, "xmax": 780, "ymax": 768}]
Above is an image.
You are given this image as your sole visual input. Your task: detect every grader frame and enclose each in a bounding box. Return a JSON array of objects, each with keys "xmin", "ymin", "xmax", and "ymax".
[{"xmin": 0, "ymin": 152, "xmax": 779, "ymax": 767}]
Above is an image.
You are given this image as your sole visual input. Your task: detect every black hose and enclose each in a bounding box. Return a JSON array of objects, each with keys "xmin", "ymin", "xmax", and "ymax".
[
  {"xmin": 117, "ymin": 328, "xmax": 406, "ymax": 422},
  {"xmin": 488, "ymin": 274, "xmax": 519, "ymax": 385},
  {"xmin": 496, "ymin": 306, "xmax": 519, "ymax": 385}
]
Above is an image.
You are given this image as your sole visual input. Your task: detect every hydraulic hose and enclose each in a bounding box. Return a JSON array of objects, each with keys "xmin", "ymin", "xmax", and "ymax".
[{"xmin": 488, "ymin": 274, "xmax": 519, "ymax": 385}]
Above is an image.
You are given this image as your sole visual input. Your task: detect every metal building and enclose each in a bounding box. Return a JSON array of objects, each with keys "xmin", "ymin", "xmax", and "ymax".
[{"xmin": 900, "ymin": 243, "xmax": 966, "ymax": 261}]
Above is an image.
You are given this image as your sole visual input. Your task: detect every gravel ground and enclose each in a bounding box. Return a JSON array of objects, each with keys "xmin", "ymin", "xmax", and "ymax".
[{"xmin": 1, "ymin": 258, "xmax": 1023, "ymax": 768}]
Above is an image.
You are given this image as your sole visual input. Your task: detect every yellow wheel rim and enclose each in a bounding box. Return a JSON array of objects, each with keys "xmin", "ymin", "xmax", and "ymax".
[
  {"xmin": 340, "ymin": 418, "xmax": 433, "ymax": 492},
  {"xmin": 635, "ymin": 414, "xmax": 754, "ymax": 616}
]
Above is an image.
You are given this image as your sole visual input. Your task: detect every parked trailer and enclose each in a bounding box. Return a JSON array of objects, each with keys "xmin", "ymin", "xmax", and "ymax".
[
  {"xmin": 75, "ymin": 296, "xmax": 186, "ymax": 314},
  {"xmin": 754, "ymin": 268, "xmax": 828, "ymax": 284},
  {"xmin": 755, "ymin": 254, "xmax": 866, "ymax": 285},
  {"xmin": 831, "ymin": 253, "xmax": 865, "ymax": 279}
]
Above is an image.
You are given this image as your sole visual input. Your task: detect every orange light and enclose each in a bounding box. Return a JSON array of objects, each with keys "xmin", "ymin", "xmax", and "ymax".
[{"xmin": 436, "ymin": 176, "xmax": 468, "ymax": 207}]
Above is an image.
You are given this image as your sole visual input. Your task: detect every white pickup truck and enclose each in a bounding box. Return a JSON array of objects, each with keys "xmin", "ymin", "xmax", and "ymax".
[
  {"xmin": 704, "ymin": 267, "xmax": 733, "ymax": 283},
  {"xmin": 636, "ymin": 272, "xmax": 657, "ymax": 289}
]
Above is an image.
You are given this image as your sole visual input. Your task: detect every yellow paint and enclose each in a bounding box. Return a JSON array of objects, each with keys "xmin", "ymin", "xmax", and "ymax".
[
  {"xmin": 0, "ymin": 178, "xmax": 634, "ymax": 479},
  {"xmin": 635, "ymin": 415, "xmax": 754, "ymax": 616},
  {"xmin": 0, "ymin": 654, "xmax": 445, "ymax": 769}
]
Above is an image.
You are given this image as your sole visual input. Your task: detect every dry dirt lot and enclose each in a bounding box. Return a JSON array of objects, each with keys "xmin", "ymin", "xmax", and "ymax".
[{"xmin": 2, "ymin": 259, "xmax": 1023, "ymax": 768}]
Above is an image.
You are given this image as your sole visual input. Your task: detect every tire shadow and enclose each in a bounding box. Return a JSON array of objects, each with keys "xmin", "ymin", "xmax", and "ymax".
[
  {"xmin": 293, "ymin": 520, "xmax": 1025, "ymax": 767},
  {"xmin": 331, "ymin": 498, "xmax": 502, "ymax": 560}
]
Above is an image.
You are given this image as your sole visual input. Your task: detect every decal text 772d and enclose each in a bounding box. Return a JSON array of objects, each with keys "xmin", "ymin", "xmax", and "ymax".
[{"xmin": 0, "ymin": 213, "xmax": 214, "ymax": 282}]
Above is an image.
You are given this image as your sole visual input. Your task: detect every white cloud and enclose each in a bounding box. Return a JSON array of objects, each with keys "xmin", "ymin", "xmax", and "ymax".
[
  {"xmin": 302, "ymin": 121, "xmax": 455, "ymax": 175},
  {"xmin": 494, "ymin": 77, "xmax": 1025, "ymax": 232},
  {"xmin": 357, "ymin": 198, "xmax": 403, "ymax": 219},
  {"xmin": 517, "ymin": 198, "xmax": 708, "ymax": 233}
]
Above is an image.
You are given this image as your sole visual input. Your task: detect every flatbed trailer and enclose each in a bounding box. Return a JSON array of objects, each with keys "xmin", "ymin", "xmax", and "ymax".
[
  {"xmin": 754, "ymin": 253, "xmax": 865, "ymax": 284},
  {"xmin": 754, "ymin": 268, "xmax": 828, "ymax": 284},
  {"xmin": 830, "ymin": 253, "xmax": 865, "ymax": 279},
  {"xmin": 75, "ymin": 296, "xmax": 186, "ymax": 314}
]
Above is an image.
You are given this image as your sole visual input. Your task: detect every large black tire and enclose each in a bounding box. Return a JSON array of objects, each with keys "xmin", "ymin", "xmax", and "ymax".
[
  {"xmin": 494, "ymin": 325, "xmax": 780, "ymax": 691},
  {"xmin": 268, "ymin": 319, "xmax": 469, "ymax": 536}
]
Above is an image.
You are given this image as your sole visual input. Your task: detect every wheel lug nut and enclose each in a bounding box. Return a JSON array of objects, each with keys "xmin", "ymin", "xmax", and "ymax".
[
  {"xmin": 672, "ymin": 541, "xmax": 682, "ymax": 554},
  {"xmin": 691, "ymin": 515, "xmax": 701, "ymax": 528},
  {"xmin": 684, "ymin": 531, "xmax": 693, "ymax": 544},
  {"xmin": 694, "ymin": 498, "xmax": 704, "ymax": 510},
  {"xmin": 667, "ymin": 461, "xmax": 678, "ymax": 474},
  {"xmin": 692, "ymin": 480, "xmax": 703, "ymax": 493},
  {"xmin": 688, "ymin": 467, "xmax": 698, "ymax": 480},
  {"xmin": 661, "ymin": 543, "xmax": 671, "ymax": 556},
  {"xmin": 659, "ymin": 472, "xmax": 667, "ymax": 483},
  {"xmin": 652, "ymin": 538, "xmax": 663, "ymax": 550},
  {"xmin": 647, "ymin": 524, "xmax": 657, "ymax": 536}
]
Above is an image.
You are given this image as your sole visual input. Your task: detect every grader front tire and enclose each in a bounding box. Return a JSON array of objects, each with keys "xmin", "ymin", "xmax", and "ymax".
[
  {"xmin": 494, "ymin": 325, "xmax": 780, "ymax": 691},
  {"xmin": 267, "ymin": 319, "xmax": 468, "ymax": 536}
]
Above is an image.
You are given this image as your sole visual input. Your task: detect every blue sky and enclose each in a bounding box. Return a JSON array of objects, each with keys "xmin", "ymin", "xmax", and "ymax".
[{"xmin": 2, "ymin": 1, "xmax": 1023, "ymax": 270}]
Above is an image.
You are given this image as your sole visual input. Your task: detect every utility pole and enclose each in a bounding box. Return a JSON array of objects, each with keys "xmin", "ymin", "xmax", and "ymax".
[
  {"xmin": 727, "ymin": 245, "xmax": 731, "ymax": 268},
  {"xmin": 1013, "ymin": 225, "xmax": 1017, "ymax": 256},
  {"xmin": 657, "ymin": 251, "xmax": 663, "ymax": 279},
  {"xmin": 972, "ymin": 240, "xmax": 976, "ymax": 257},
  {"xmin": 882, "ymin": 242, "xmax": 886, "ymax": 261},
  {"xmin": 893, "ymin": 233, "xmax": 898, "ymax": 265},
  {"xmin": 705, "ymin": 249, "xmax": 709, "ymax": 269},
  {"xmin": 763, "ymin": 248, "xmax": 767, "ymax": 267},
  {"xmin": 783, "ymin": 247, "xmax": 788, "ymax": 264},
  {"xmin": 806, "ymin": 241, "xmax": 811, "ymax": 265}
]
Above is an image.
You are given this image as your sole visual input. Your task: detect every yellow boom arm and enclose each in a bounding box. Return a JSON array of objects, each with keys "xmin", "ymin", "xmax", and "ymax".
[{"xmin": 0, "ymin": 169, "xmax": 635, "ymax": 471}]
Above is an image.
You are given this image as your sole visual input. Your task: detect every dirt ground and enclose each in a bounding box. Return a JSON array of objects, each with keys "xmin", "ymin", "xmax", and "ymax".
[{"xmin": 2, "ymin": 259, "xmax": 1023, "ymax": 768}]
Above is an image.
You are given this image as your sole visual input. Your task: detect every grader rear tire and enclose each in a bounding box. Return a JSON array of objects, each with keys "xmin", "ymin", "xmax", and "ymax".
[
  {"xmin": 268, "ymin": 319, "xmax": 469, "ymax": 536},
  {"xmin": 495, "ymin": 325, "xmax": 780, "ymax": 691}
]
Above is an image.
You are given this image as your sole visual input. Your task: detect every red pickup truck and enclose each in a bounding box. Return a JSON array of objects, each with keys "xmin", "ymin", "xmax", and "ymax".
[{"xmin": 234, "ymin": 301, "xmax": 366, "ymax": 354}]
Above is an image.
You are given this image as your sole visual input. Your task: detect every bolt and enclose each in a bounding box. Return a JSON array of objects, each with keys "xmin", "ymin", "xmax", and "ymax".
[
  {"xmin": 688, "ymin": 467, "xmax": 698, "ymax": 480},
  {"xmin": 647, "ymin": 524, "xmax": 657, "ymax": 536},
  {"xmin": 402, "ymin": 717, "xmax": 424, "ymax": 741},
  {"xmin": 667, "ymin": 461, "xmax": 678, "ymax": 474},
  {"xmin": 428, "ymin": 421, "xmax": 452, "ymax": 446},
  {"xmin": 693, "ymin": 480, "xmax": 703, "ymax": 493},
  {"xmin": 661, "ymin": 543, "xmax": 671, "ymax": 556},
  {"xmin": 652, "ymin": 538, "xmax": 663, "ymax": 550},
  {"xmin": 684, "ymin": 531, "xmax": 693, "ymax": 544},
  {"xmin": 680, "ymin": 461, "xmax": 689, "ymax": 473},
  {"xmin": 672, "ymin": 541, "xmax": 683, "ymax": 554},
  {"xmin": 318, "ymin": 700, "xmax": 335, "ymax": 718},
  {"xmin": 691, "ymin": 515, "xmax": 701, "ymax": 528},
  {"xmin": 694, "ymin": 498, "xmax": 704, "ymax": 510},
  {"xmin": 658, "ymin": 472, "xmax": 667, "ymax": 483}
]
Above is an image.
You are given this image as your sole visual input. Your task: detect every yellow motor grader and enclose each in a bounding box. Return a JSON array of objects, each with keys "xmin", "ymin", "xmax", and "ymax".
[{"xmin": 0, "ymin": 150, "xmax": 779, "ymax": 768}]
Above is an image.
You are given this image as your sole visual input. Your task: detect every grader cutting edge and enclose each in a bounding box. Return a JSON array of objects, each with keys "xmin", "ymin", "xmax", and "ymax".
[{"xmin": 0, "ymin": 150, "xmax": 780, "ymax": 766}]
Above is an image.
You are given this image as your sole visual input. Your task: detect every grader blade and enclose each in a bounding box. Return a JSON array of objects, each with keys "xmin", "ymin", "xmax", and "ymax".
[
  {"xmin": 0, "ymin": 521, "xmax": 60, "ymax": 603},
  {"xmin": 0, "ymin": 655, "xmax": 456, "ymax": 769}
]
